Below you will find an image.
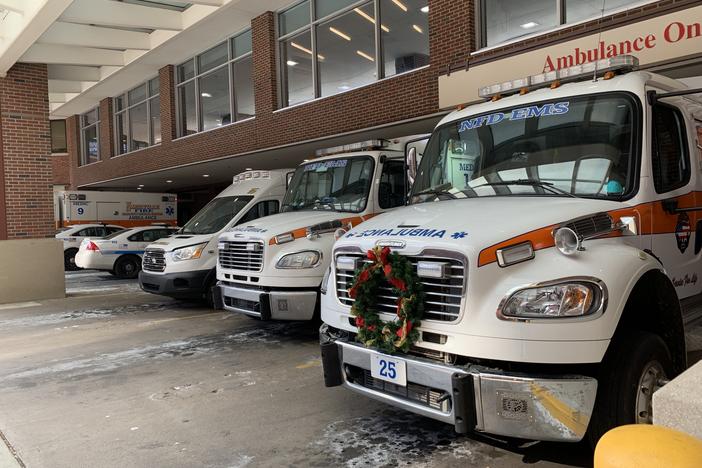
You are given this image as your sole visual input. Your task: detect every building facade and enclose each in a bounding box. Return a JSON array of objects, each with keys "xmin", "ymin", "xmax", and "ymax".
[{"xmin": 0, "ymin": 0, "xmax": 700, "ymax": 238}]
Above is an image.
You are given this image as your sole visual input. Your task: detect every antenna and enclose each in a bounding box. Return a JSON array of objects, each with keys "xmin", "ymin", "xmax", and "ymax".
[{"xmin": 593, "ymin": 0, "xmax": 607, "ymax": 82}]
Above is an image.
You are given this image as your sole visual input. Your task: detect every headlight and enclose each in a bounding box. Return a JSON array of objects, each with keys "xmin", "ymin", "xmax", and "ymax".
[
  {"xmin": 500, "ymin": 280, "xmax": 605, "ymax": 320},
  {"xmin": 171, "ymin": 243, "xmax": 207, "ymax": 262},
  {"xmin": 276, "ymin": 250, "xmax": 321, "ymax": 269},
  {"xmin": 320, "ymin": 266, "xmax": 332, "ymax": 295}
]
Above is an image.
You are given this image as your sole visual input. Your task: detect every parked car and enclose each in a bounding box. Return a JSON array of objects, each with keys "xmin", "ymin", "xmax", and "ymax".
[
  {"xmin": 56, "ymin": 223, "xmax": 125, "ymax": 271},
  {"xmin": 75, "ymin": 225, "xmax": 178, "ymax": 278}
]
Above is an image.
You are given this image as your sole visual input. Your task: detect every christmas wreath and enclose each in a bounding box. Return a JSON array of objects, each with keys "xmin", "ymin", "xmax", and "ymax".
[{"xmin": 348, "ymin": 246, "xmax": 425, "ymax": 353}]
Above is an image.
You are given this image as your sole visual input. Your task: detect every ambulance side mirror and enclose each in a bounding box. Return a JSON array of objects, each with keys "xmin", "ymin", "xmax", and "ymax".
[{"xmin": 407, "ymin": 147, "xmax": 418, "ymax": 185}]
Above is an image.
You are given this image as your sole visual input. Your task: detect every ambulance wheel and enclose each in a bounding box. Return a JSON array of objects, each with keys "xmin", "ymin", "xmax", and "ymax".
[
  {"xmin": 203, "ymin": 277, "xmax": 217, "ymax": 309},
  {"xmin": 114, "ymin": 255, "xmax": 141, "ymax": 279},
  {"xmin": 587, "ymin": 331, "xmax": 673, "ymax": 448},
  {"xmin": 64, "ymin": 249, "xmax": 80, "ymax": 271}
]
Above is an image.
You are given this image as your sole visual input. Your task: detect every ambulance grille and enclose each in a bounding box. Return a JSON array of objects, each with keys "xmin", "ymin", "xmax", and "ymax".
[
  {"xmin": 562, "ymin": 212, "xmax": 613, "ymax": 239},
  {"xmin": 335, "ymin": 251, "xmax": 465, "ymax": 322},
  {"xmin": 143, "ymin": 248, "xmax": 166, "ymax": 272},
  {"xmin": 219, "ymin": 240, "xmax": 264, "ymax": 272}
]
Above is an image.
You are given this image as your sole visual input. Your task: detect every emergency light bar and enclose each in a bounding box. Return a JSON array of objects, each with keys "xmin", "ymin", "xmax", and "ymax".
[
  {"xmin": 478, "ymin": 55, "xmax": 639, "ymax": 100},
  {"xmin": 315, "ymin": 139, "xmax": 389, "ymax": 158},
  {"xmin": 232, "ymin": 170, "xmax": 271, "ymax": 184}
]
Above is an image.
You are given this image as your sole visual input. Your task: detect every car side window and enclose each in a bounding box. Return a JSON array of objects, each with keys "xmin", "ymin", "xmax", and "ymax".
[
  {"xmin": 74, "ymin": 227, "xmax": 96, "ymax": 237},
  {"xmin": 107, "ymin": 227, "xmax": 122, "ymax": 234},
  {"xmin": 379, "ymin": 160, "xmax": 406, "ymax": 209},
  {"xmin": 236, "ymin": 200, "xmax": 280, "ymax": 225},
  {"xmin": 127, "ymin": 231, "xmax": 144, "ymax": 242},
  {"xmin": 652, "ymin": 103, "xmax": 690, "ymax": 194},
  {"xmin": 95, "ymin": 227, "xmax": 108, "ymax": 237}
]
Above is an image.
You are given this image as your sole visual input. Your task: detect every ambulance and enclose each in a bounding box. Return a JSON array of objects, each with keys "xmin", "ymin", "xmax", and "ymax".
[
  {"xmin": 319, "ymin": 55, "xmax": 702, "ymax": 445},
  {"xmin": 139, "ymin": 170, "xmax": 291, "ymax": 306},
  {"xmin": 216, "ymin": 137, "xmax": 428, "ymax": 321}
]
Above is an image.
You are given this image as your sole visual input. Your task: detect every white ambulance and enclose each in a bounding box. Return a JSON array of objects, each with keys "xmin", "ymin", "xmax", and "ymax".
[
  {"xmin": 216, "ymin": 137, "xmax": 428, "ymax": 321},
  {"xmin": 320, "ymin": 56, "xmax": 702, "ymax": 445},
  {"xmin": 139, "ymin": 170, "xmax": 290, "ymax": 305}
]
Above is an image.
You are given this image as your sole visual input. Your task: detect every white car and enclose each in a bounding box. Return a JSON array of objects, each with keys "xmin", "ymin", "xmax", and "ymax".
[
  {"xmin": 56, "ymin": 224, "xmax": 125, "ymax": 271},
  {"xmin": 75, "ymin": 225, "xmax": 179, "ymax": 278}
]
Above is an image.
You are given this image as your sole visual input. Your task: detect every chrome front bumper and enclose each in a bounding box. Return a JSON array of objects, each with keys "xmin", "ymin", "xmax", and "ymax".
[
  {"xmin": 219, "ymin": 282, "xmax": 317, "ymax": 321},
  {"xmin": 320, "ymin": 325, "xmax": 598, "ymax": 442}
]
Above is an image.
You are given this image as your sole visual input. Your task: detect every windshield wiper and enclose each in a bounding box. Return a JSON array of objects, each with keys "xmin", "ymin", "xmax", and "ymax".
[
  {"xmin": 475, "ymin": 179, "xmax": 577, "ymax": 198},
  {"xmin": 413, "ymin": 184, "xmax": 457, "ymax": 199}
]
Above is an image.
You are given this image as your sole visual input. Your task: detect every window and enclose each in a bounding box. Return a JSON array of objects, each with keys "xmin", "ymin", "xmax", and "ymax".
[
  {"xmin": 237, "ymin": 200, "xmax": 281, "ymax": 224},
  {"xmin": 175, "ymin": 29, "xmax": 254, "ymax": 137},
  {"xmin": 51, "ymin": 120, "xmax": 67, "ymax": 154},
  {"xmin": 378, "ymin": 160, "xmax": 406, "ymax": 208},
  {"xmin": 80, "ymin": 108, "xmax": 100, "ymax": 165},
  {"xmin": 480, "ymin": 0, "xmax": 644, "ymax": 47},
  {"xmin": 279, "ymin": 0, "xmax": 429, "ymax": 107},
  {"xmin": 652, "ymin": 104, "xmax": 690, "ymax": 194},
  {"xmin": 114, "ymin": 77, "xmax": 161, "ymax": 155}
]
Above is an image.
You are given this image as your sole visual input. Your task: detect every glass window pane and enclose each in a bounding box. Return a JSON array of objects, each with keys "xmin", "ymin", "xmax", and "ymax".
[
  {"xmin": 317, "ymin": 6, "xmax": 376, "ymax": 97},
  {"xmin": 150, "ymin": 98, "xmax": 161, "ymax": 145},
  {"xmin": 316, "ymin": 0, "xmax": 356, "ymax": 19},
  {"xmin": 177, "ymin": 82, "xmax": 197, "ymax": 136},
  {"xmin": 114, "ymin": 95, "xmax": 125, "ymax": 112},
  {"xmin": 485, "ymin": 0, "xmax": 558, "ymax": 47},
  {"xmin": 129, "ymin": 102, "xmax": 149, "ymax": 151},
  {"xmin": 566, "ymin": 0, "xmax": 638, "ymax": 23},
  {"xmin": 381, "ymin": 0, "xmax": 429, "ymax": 77},
  {"xmin": 233, "ymin": 56, "xmax": 255, "ymax": 120},
  {"xmin": 128, "ymin": 84, "xmax": 147, "ymax": 104},
  {"xmin": 177, "ymin": 59, "xmax": 195, "ymax": 82},
  {"xmin": 280, "ymin": 0, "xmax": 310, "ymax": 36},
  {"xmin": 83, "ymin": 108, "xmax": 99, "ymax": 126},
  {"xmin": 232, "ymin": 29, "xmax": 252, "ymax": 58},
  {"xmin": 50, "ymin": 120, "xmax": 67, "ymax": 153},
  {"xmin": 83, "ymin": 125, "xmax": 99, "ymax": 163},
  {"xmin": 199, "ymin": 67, "xmax": 231, "ymax": 131},
  {"xmin": 282, "ymin": 31, "xmax": 314, "ymax": 106},
  {"xmin": 115, "ymin": 112, "xmax": 128, "ymax": 154},
  {"xmin": 198, "ymin": 42, "xmax": 228, "ymax": 74},
  {"xmin": 149, "ymin": 77, "xmax": 160, "ymax": 96}
]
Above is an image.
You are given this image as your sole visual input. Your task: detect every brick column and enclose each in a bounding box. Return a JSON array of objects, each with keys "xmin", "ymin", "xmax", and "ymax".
[
  {"xmin": 99, "ymin": 97, "xmax": 113, "ymax": 159},
  {"xmin": 252, "ymin": 12, "xmax": 278, "ymax": 115},
  {"xmin": 159, "ymin": 65, "xmax": 177, "ymax": 143},
  {"xmin": 0, "ymin": 63, "xmax": 53, "ymax": 239},
  {"xmin": 429, "ymin": 0, "xmax": 475, "ymax": 71},
  {"xmin": 66, "ymin": 115, "xmax": 80, "ymax": 189}
]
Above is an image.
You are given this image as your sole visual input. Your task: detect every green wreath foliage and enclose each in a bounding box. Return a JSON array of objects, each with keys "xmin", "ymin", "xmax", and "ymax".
[{"xmin": 348, "ymin": 246, "xmax": 425, "ymax": 354}]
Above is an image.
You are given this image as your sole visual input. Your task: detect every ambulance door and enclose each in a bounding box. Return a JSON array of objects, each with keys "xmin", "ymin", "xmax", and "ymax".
[
  {"xmin": 97, "ymin": 202, "xmax": 120, "ymax": 223},
  {"xmin": 649, "ymin": 101, "xmax": 702, "ymax": 300}
]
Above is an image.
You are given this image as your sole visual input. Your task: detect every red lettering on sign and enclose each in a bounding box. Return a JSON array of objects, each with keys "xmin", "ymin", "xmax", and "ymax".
[{"xmin": 664, "ymin": 22, "xmax": 686, "ymax": 42}]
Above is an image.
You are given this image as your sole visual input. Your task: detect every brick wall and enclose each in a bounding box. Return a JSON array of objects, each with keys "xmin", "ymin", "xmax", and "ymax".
[
  {"xmin": 0, "ymin": 63, "xmax": 53, "ymax": 239},
  {"xmin": 51, "ymin": 154, "xmax": 70, "ymax": 186}
]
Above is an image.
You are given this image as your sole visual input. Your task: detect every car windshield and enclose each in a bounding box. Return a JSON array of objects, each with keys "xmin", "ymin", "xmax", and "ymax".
[
  {"xmin": 411, "ymin": 93, "xmax": 637, "ymax": 203},
  {"xmin": 281, "ymin": 157, "xmax": 374, "ymax": 213},
  {"xmin": 104, "ymin": 229, "xmax": 128, "ymax": 239},
  {"xmin": 180, "ymin": 196, "xmax": 253, "ymax": 234}
]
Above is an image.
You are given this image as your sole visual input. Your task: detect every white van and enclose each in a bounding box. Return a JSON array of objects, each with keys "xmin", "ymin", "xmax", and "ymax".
[{"xmin": 139, "ymin": 169, "xmax": 290, "ymax": 305}]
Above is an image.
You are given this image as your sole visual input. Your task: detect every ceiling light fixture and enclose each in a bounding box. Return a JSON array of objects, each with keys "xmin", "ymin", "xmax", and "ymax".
[
  {"xmin": 138, "ymin": 184, "xmax": 145, "ymax": 187},
  {"xmin": 412, "ymin": 24, "xmax": 423, "ymax": 33},
  {"xmin": 392, "ymin": 0, "xmax": 408, "ymax": 12},
  {"xmin": 420, "ymin": 5, "xmax": 428, "ymax": 13},
  {"xmin": 356, "ymin": 50, "xmax": 374, "ymax": 62},
  {"xmin": 291, "ymin": 41, "xmax": 325, "ymax": 61},
  {"xmin": 166, "ymin": 180, "xmax": 173, "ymax": 183},
  {"xmin": 202, "ymin": 174, "xmax": 210, "ymax": 178},
  {"xmin": 137, "ymin": 187, "xmax": 142, "ymax": 190},
  {"xmin": 520, "ymin": 21, "xmax": 539, "ymax": 29},
  {"xmin": 201, "ymin": 92, "xmax": 212, "ymax": 98},
  {"xmin": 286, "ymin": 60, "xmax": 298, "ymax": 66},
  {"xmin": 338, "ymin": 85, "xmax": 351, "ymax": 91},
  {"xmin": 245, "ymin": 167, "xmax": 252, "ymax": 170},
  {"xmin": 353, "ymin": 8, "xmax": 389, "ymax": 32},
  {"xmin": 329, "ymin": 26, "xmax": 351, "ymax": 41}
]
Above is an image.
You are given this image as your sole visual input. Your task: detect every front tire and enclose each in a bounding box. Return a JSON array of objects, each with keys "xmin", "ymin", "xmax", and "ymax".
[
  {"xmin": 64, "ymin": 248, "xmax": 80, "ymax": 271},
  {"xmin": 114, "ymin": 255, "xmax": 141, "ymax": 279},
  {"xmin": 588, "ymin": 331, "xmax": 673, "ymax": 446}
]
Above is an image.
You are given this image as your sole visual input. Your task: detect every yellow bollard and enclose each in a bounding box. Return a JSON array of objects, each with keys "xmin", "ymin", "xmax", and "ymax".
[{"xmin": 595, "ymin": 425, "xmax": 702, "ymax": 467}]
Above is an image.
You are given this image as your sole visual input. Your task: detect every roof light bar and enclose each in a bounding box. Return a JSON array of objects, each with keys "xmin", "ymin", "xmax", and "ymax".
[
  {"xmin": 314, "ymin": 139, "xmax": 389, "ymax": 158},
  {"xmin": 478, "ymin": 55, "xmax": 639, "ymax": 99},
  {"xmin": 232, "ymin": 170, "xmax": 271, "ymax": 184}
]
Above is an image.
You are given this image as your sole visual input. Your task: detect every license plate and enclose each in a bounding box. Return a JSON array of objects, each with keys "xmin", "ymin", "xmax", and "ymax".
[{"xmin": 370, "ymin": 353, "xmax": 407, "ymax": 386}]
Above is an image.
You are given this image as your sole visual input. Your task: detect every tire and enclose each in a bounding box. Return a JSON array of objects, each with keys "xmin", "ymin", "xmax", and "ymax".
[
  {"xmin": 202, "ymin": 276, "xmax": 217, "ymax": 309},
  {"xmin": 64, "ymin": 248, "xmax": 80, "ymax": 271},
  {"xmin": 587, "ymin": 331, "xmax": 673, "ymax": 447},
  {"xmin": 114, "ymin": 255, "xmax": 141, "ymax": 279}
]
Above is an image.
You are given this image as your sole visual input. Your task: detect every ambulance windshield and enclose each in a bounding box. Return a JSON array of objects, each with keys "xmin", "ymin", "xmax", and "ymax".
[
  {"xmin": 282, "ymin": 157, "xmax": 373, "ymax": 213},
  {"xmin": 411, "ymin": 93, "xmax": 637, "ymax": 203},
  {"xmin": 180, "ymin": 196, "xmax": 253, "ymax": 234}
]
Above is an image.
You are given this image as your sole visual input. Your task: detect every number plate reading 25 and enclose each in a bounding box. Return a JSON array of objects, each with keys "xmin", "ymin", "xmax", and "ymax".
[{"xmin": 370, "ymin": 354, "xmax": 407, "ymax": 386}]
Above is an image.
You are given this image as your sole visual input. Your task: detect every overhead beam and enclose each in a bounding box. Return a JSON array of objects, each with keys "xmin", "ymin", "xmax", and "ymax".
[
  {"xmin": 47, "ymin": 64, "xmax": 100, "ymax": 81},
  {"xmin": 60, "ymin": 0, "xmax": 183, "ymax": 31},
  {"xmin": 0, "ymin": 0, "xmax": 74, "ymax": 77},
  {"xmin": 0, "ymin": 0, "xmax": 25, "ymax": 15},
  {"xmin": 39, "ymin": 22, "xmax": 151, "ymax": 50},
  {"xmin": 185, "ymin": 0, "xmax": 224, "ymax": 5},
  {"xmin": 22, "ymin": 43, "xmax": 125, "ymax": 67},
  {"xmin": 48, "ymin": 79, "xmax": 97, "ymax": 93}
]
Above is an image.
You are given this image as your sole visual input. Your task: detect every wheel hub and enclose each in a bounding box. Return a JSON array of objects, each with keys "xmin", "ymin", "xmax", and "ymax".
[{"xmin": 635, "ymin": 360, "xmax": 667, "ymax": 424}]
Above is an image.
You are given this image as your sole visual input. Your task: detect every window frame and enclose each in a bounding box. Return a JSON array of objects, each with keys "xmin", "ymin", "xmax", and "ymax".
[
  {"xmin": 651, "ymin": 102, "xmax": 691, "ymax": 194},
  {"xmin": 113, "ymin": 77, "xmax": 161, "ymax": 156},
  {"xmin": 475, "ymin": 0, "xmax": 659, "ymax": 50},
  {"xmin": 79, "ymin": 107, "xmax": 100, "ymax": 166},
  {"xmin": 50, "ymin": 120, "xmax": 68, "ymax": 154},
  {"xmin": 277, "ymin": 0, "xmax": 429, "ymax": 107},
  {"xmin": 175, "ymin": 28, "xmax": 254, "ymax": 138}
]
